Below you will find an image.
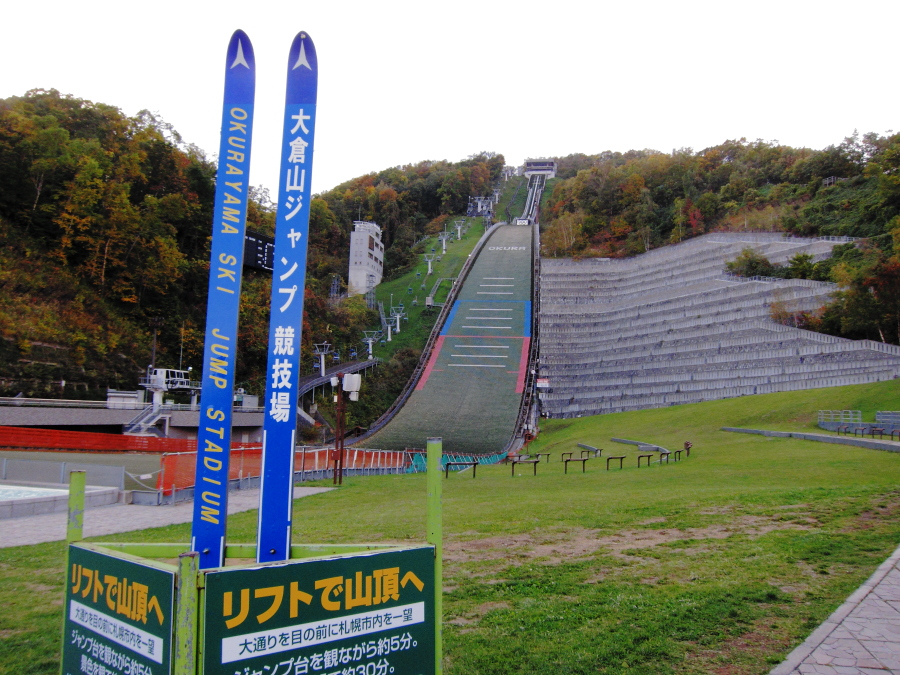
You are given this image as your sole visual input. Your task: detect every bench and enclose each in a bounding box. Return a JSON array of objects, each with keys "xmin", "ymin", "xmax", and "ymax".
[
  {"xmin": 577, "ymin": 443, "xmax": 601, "ymax": 457},
  {"xmin": 893, "ymin": 430, "xmax": 900, "ymax": 441},
  {"xmin": 444, "ymin": 461, "xmax": 478, "ymax": 479},
  {"xmin": 534, "ymin": 452, "xmax": 551, "ymax": 463},
  {"xmin": 564, "ymin": 457, "xmax": 590, "ymax": 474},
  {"xmin": 637, "ymin": 454, "xmax": 653, "ymax": 467},
  {"xmin": 853, "ymin": 427, "xmax": 868, "ymax": 437},
  {"xmin": 870, "ymin": 427, "xmax": 885, "ymax": 439},
  {"xmin": 511, "ymin": 458, "xmax": 539, "ymax": 476},
  {"xmin": 606, "ymin": 455, "xmax": 626, "ymax": 470},
  {"xmin": 837, "ymin": 425, "xmax": 850, "ymax": 435},
  {"xmin": 560, "ymin": 451, "xmax": 574, "ymax": 461}
]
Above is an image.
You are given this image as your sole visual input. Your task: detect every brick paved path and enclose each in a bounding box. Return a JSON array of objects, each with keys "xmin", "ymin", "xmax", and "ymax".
[{"xmin": 771, "ymin": 544, "xmax": 900, "ymax": 675}]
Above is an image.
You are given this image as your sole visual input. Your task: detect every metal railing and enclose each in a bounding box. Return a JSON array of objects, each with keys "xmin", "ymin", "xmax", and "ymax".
[
  {"xmin": 1, "ymin": 457, "xmax": 125, "ymax": 490},
  {"xmin": 0, "ymin": 397, "xmax": 113, "ymax": 408},
  {"xmin": 817, "ymin": 410, "xmax": 862, "ymax": 423},
  {"xmin": 124, "ymin": 405, "xmax": 170, "ymax": 435},
  {"xmin": 720, "ymin": 272, "xmax": 838, "ymax": 288},
  {"xmin": 506, "ymin": 220, "xmax": 542, "ymax": 451}
]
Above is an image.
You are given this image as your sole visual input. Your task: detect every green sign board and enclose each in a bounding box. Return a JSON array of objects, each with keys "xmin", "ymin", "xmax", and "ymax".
[
  {"xmin": 62, "ymin": 544, "xmax": 175, "ymax": 675},
  {"xmin": 203, "ymin": 546, "xmax": 435, "ymax": 675}
]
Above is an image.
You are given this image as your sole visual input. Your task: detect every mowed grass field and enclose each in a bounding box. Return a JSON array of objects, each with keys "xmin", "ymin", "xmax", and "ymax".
[{"xmin": 2, "ymin": 380, "xmax": 900, "ymax": 674}]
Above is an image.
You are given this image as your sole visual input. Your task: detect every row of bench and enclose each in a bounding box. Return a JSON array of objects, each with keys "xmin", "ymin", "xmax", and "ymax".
[
  {"xmin": 444, "ymin": 442, "xmax": 693, "ymax": 477},
  {"xmin": 834, "ymin": 426, "xmax": 900, "ymax": 440}
]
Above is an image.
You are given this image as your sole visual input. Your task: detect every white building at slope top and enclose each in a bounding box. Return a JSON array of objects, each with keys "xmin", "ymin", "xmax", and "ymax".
[{"xmin": 348, "ymin": 221, "xmax": 384, "ymax": 296}]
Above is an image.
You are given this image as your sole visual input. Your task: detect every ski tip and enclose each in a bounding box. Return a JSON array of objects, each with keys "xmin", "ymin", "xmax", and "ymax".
[
  {"xmin": 286, "ymin": 31, "xmax": 317, "ymax": 104},
  {"xmin": 289, "ymin": 31, "xmax": 317, "ymax": 74},
  {"xmin": 228, "ymin": 29, "xmax": 256, "ymax": 72},
  {"xmin": 223, "ymin": 29, "xmax": 256, "ymax": 104}
]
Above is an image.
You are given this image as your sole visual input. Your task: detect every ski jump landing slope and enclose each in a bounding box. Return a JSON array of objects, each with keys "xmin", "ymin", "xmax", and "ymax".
[{"xmin": 368, "ymin": 225, "xmax": 533, "ymax": 454}]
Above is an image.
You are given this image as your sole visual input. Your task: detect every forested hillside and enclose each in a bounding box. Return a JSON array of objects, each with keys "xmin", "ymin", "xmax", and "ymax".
[
  {"xmin": 0, "ymin": 89, "xmax": 503, "ymax": 398},
  {"xmin": 3, "ymin": 86, "xmax": 893, "ymax": 403},
  {"xmin": 542, "ymin": 135, "xmax": 900, "ymax": 344}
]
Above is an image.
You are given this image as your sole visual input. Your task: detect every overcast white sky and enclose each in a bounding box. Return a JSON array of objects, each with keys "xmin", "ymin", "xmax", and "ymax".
[{"xmin": 3, "ymin": 0, "xmax": 897, "ymax": 197}]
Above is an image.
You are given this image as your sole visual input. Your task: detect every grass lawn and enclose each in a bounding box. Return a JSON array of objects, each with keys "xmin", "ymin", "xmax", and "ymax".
[
  {"xmin": 2, "ymin": 379, "xmax": 899, "ymax": 674},
  {"xmin": 366, "ymin": 215, "xmax": 486, "ymax": 363},
  {"xmin": 496, "ymin": 175, "xmax": 527, "ymax": 222}
]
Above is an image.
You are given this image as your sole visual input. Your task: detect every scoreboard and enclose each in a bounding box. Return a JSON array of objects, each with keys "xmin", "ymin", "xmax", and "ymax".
[{"xmin": 243, "ymin": 230, "xmax": 275, "ymax": 271}]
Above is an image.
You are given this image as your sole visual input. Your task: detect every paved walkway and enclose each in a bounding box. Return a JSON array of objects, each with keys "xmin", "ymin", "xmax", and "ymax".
[
  {"xmin": 771, "ymin": 543, "xmax": 900, "ymax": 674},
  {"xmin": 1, "ymin": 486, "xmax": 331, "ymax": 548}
]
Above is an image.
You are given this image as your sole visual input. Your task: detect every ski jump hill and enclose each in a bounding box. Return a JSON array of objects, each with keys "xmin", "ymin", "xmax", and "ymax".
[
  {"xmin": 360, "ymin": 224, "xmax": 900, "ymax": 453},
  {"xmin": 364, "ymin": 224, "xmax": 533, "ymax": 455}
]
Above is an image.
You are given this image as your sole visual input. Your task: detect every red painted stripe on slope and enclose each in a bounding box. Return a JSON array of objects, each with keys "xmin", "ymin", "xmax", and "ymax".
[
  {"xmin": 515, "ymin": 338, "xmax": 530, "ymax": 393},
  {"xmin": 416, "ymin": 335, "xmax": 446, "ymax": 390}
]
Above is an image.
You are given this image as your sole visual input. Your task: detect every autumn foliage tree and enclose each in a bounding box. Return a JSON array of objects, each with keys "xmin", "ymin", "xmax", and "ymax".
[{"xmin": 0, "ymin": 90, "xmax": 506, "ymax": 396}]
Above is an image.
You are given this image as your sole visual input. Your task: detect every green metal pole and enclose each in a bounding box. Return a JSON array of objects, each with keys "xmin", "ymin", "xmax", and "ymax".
[
  {"xmin": 174, "ymin": 552, "xmax": 200, "ymax": 675},
  {"xmin": 66, "ymin": 470, "xmax": 85, "ymax": 543},
  {"xmin": 61, "ymin": 470, "xmax": 86, "ymax": 675},
  {"xmin": 426, "ymin": 437, "xmax": 442, "ymax": 675}
]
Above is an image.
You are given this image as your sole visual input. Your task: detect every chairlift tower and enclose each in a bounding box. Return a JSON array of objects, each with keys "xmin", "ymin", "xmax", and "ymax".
[
  {"xmin": 437, "ymin": 232, "xmax": 451, "ymax": 255},
  {"xmin": 390, "ymin": 305, "xmax": 406, "ymax": 334},
  {"xmin": 365, "ymin": 274, "xmax": 377, "ymax": 310},
  {"xmin": 361, "ymin": 331, "xmax": 381, "ymax": 359},
  {"xmin": 454, "ymin": 219, "xmax": 465, "ymax": 240},
  {"xmin": 329, "ymin": 274, "xmax": 342, "ymax": 305},
  {"xmin": 423, "ymin": 254, "xmax": 436, "ymax": 275},
  {"xmin": 312, "ymin": 342, "xmax": 332, "ymax": 377}
]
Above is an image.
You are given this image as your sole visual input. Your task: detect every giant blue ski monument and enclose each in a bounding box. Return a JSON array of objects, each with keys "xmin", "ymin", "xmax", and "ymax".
[
  {"xmin": 191, "ymin": 30, "xmax": 257, "ymax": 570},
  {"xmin": 60, "ymin": 29, "xmax": 441, "ymax": 675},
  {"xmin": 256, "ymin": 32, "xmax": 318, "ymax": 564}
]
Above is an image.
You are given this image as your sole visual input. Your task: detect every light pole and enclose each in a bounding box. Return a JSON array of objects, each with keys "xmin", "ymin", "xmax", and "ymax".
[{"xmin": 330, "ymin": 372, "xmax": 361, "ymax": 485}]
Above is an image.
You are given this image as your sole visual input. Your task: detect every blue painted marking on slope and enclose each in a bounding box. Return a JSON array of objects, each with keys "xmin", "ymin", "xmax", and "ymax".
[
  {"xmin": 459, "ymin": 299, "xmax": 529, "ymax": 303},
  {"xmin": 441, "ymin": 301, "xmax": 461, "ymax": 335},
  {"xmin": 523, "ymin": 301, "xmax": 532, "ymax": 337}
]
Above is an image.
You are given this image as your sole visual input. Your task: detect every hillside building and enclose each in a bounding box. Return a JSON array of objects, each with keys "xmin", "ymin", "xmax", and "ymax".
[
  {"xmin": 523, "ymin": 158, "xmax": 557, "ymax": 178},
  {"xmin": 348, "ymin": 221, "xmax": 384, "ymax": 296}
]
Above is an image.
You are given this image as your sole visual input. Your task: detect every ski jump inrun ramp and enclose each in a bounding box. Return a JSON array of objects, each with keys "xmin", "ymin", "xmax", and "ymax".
[{"xmin": 366, "ymin": 225, "xmax": 533, "ymax": 454}]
